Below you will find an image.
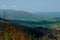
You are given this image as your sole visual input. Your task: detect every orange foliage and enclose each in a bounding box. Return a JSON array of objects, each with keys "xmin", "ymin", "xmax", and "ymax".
[{"xmin": 0, "ymin": 23, "xmax": 32, "ymax": 40}]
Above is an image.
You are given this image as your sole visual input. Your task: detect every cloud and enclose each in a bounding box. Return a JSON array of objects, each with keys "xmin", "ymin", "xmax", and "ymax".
[{"xmin": 0, "ymin": 4, "xmax": 17, "ymax": 9}]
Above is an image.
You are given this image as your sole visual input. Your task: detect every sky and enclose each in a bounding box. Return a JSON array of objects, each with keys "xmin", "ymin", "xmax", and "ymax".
[{"xmin": 0, "ymin": 0, "xmax": 60, "ymax": 12}]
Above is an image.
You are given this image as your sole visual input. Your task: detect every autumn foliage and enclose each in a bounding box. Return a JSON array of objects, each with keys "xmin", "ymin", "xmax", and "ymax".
[{"xmin": 0, "ymin": 21, "xmax": 32, "ymax": 40}]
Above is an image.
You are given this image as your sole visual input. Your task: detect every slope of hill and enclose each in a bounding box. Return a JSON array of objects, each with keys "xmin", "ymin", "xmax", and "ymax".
[
  {"xmin": 0, "ymin": 9, "xmax": 38, "ymax": 20},
  {"xmin": 0, "ymin": 18, "xmax": 60, "ymax": 40}
]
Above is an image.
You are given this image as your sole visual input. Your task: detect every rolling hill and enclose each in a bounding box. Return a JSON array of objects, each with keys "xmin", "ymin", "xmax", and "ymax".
[{"xmin": 0, "ymin": 9, "xmax": 38, "ymax": 20}]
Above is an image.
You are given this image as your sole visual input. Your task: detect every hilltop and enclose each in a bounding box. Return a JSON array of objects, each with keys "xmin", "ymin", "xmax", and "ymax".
[{"xmin": 0, "ymin": 9, "xmax": 38, "ymax": 20}]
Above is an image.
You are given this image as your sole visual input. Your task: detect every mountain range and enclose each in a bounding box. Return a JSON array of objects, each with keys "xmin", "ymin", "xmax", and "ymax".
[
  {"xmin": 0, "ymin": 9, "xmax": 60, "ymax": 21},
  {"xmin": 0, "ymin": 9, "xmax": 38, "ymax": 20}
]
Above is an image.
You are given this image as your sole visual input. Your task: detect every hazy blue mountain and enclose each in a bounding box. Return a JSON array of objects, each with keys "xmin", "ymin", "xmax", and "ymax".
[
  {"xmin": 0, "ymin": 9, "xmax": 38, "ymax": 20},
  {"xmin": 0, "ymin": 9, "xmax": 60, "ymax": 21}
]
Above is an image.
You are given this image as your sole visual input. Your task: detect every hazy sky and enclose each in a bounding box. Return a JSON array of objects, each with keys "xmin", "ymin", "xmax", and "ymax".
[{"xmin": 0, "ymin": 0, "xmax": 60, "ymax": 12}]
